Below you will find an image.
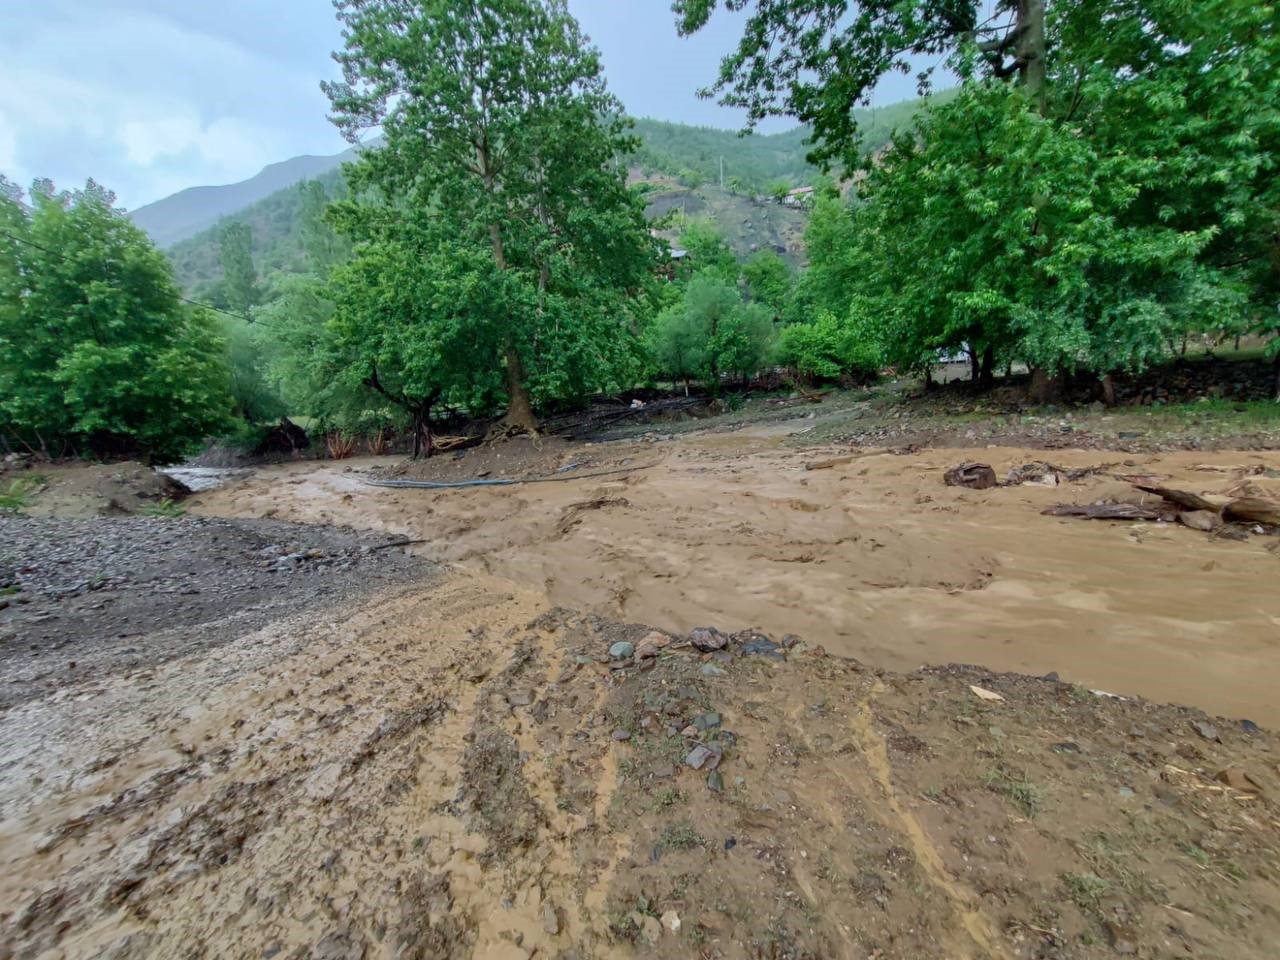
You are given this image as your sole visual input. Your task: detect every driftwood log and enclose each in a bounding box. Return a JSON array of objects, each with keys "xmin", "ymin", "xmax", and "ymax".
[
  {"xmin": 1223, "ymin": 498, "xmax": 1280, "ymax": 526},
  {"xmin": 1043, "ymin": 503, "xmax": 1161, "ymax": 521},
  {"xmin": 1132, "ymin": 484, "xmax": 1220, "ymax": 513}
]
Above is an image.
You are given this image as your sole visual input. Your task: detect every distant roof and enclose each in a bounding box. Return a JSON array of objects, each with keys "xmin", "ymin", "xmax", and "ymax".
[
  {"xmin": 669, "ymin": 247, "xmax": 688, "ymax": 259},
  {"xmin": 787, "ymin": 186, "xmax": 815, "ymax": 196}
]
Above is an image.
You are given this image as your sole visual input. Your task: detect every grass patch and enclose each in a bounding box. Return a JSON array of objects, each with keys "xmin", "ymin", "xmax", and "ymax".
[
  {"xmin": 142, "ymin": 497, "xmax": 186, "ymax": 518},
  {"xmin": 0, "ymin": 475, "xmax": 46, "ymax": 514},
  {"xmin": 660, "ymin": 822, "xmax": 706, "ymax": 851},
  {"xmin": 1061, "ymin": 871, "xmax": 1112, "ymax": 912},
  {"xmin": 652, "ymin": 787, "xmax": 686, "ymax": 811},
  {"xmin": 983, "ymin": 767, "xmax": 1042, "ymax": 818}
]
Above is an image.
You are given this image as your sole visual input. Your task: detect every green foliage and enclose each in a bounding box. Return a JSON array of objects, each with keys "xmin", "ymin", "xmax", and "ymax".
[
  {"xmin": 742, "ymin": 250, "xmax": 792, "ymax": 316},
  {"xmin": 777, "ymin": 310, "xmax": 881, "ymax": 381},
  {"xmin": 221, "ymin": 316, "xmax": 285, "ymax": 423},
  {"xmin": 766, "ymin": 179, "xmax": 791, "ymax": 202},
  {"xmin": 218, "ymin": 221, "xmax": 258, "ymax": 317},
  {"xmin": 142, "ymin": 497, "xmax": 186, "ymax": 518},
  {"xmin": 676, "ymin": 1, "xmax": 1018, "ymax": 169},
  {"xmin": 648, "ymin": 271, "xmax": 776, "ymax": 387},
  {"xmin": 678, "ymin": 221, "xmax": 740, "ymax": 283},
  {"xmin": 325, "ymin": 0, "xmax": 657, "ymax": 436},
  {"xmin": 0, "ymin": 178, "xmax": 234, "ymax": 462},
  {"xmin": 740, "ymin": 0, "xmax": 1278, "ymax": 384},
  {"xmin": 0, "ymin": 475, "xmax": 45, "ymax": 514}
]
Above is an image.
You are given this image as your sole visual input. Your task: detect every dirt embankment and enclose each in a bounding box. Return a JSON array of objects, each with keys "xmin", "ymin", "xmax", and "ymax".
[{"xmin": 2, "ymin": 576, "xmax": 1277, "ymax": 960}]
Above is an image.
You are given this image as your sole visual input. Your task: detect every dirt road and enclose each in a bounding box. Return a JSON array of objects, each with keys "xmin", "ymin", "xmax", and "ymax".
[{"xmin": 194, "ymin": 432, "xmax": 1280, "ymax": 725}]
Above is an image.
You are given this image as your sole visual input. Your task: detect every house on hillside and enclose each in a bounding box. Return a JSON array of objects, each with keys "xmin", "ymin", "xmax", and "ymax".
[{"xmin": 783, "ymin": 186, "xmax": 814, "ymax": 207}]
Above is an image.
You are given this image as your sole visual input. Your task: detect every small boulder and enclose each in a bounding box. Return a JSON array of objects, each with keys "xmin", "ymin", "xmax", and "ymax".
[
  {"xmin": 690, "ymin": 627, "xmax": 728, "ymax": 652},
  {"xmin": 608, "ymin": 641, "xmax": 635, "ymax": 659}
]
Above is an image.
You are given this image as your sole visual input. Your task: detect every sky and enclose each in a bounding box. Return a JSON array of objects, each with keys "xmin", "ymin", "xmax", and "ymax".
[{"xmin": 0, "ymin": 1, "xmax": 930, "ymax": 211}]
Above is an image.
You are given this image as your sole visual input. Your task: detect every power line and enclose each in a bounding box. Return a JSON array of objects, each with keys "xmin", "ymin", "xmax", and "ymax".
[{"xmin": 0, "ymin": 228, "xmax": 253, "ymax": 323}]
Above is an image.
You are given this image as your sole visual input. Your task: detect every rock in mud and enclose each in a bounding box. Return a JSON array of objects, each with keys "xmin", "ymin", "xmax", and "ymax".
[
  {"xmin": 630, "ymin": 912, "xmax": 663, "ymax": 945},
  {"xmin": 1191, "ymin": 720, "xmax": 1221, "ymax": 743},
  {"xmin": 689, "ymin": 627, "xmax": 728, "ymax": 652},
  {"xmin": 700, "ymin": 663, "xmax": 727, "ymax": 677},
  {"xmin": 686, "ymin": 744, "xmax": 715, "ymax": 770},
  {"xmin": 740, "ymin": 635, "xmax": 785, "ymax": 660},
  {"xmin": 943, "ymin": 462, "xmax": 998, "ymax": 489},
  {"xmin": 1215, "ymin": 767, "xmax": 1263, "ymax": 794},
  {"xmin": 635, "ymin": 630, "xmax": 671, "ymax": 659},
  {"xmin": 969, "ymin": 684, "xmax": 1005, "ymax": 703},
  {"xmin": 542, "ymin": 902, "xmax": 560, "ymax": 935},
  {"xmin": 609, "ymin": 641, "xmax": 635, "ymax": 659},
  {"xmin": 1177, "ymin": 509, "xmax": 1223, "ymax": 532}
]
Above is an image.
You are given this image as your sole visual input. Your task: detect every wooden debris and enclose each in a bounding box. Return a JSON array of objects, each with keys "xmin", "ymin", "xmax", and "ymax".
[
  {"xmin": 1132, "ymin": 484, "xmax": 1219, "ymax": 513},
  {"xmin": 944, "ymin": 463, "xmax": 998, "ymax": 490},
  {"xmin": 1043, "ymin": 502, "xmax": 1160, "ymax": 521},
  {"xmin": 1223, "ymin": 497, "xmax": 1280, "ymax": 526}
]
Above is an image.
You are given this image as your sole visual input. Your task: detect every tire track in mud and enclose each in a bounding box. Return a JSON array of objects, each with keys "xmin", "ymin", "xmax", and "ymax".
[{"xmin": 849, "ymin": 681, "xmax": 1010, "ymax": 960}]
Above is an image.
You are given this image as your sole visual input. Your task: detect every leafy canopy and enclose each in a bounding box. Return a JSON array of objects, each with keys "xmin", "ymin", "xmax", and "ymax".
[{"xmin": 0, "ymin": 178, "xmax": 233, "ymax": 461}]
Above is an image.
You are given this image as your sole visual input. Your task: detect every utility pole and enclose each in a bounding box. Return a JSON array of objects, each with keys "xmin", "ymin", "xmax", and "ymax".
[{"xmin": 719, "ymin": 155, "xmax": 725, "ymax": 191}]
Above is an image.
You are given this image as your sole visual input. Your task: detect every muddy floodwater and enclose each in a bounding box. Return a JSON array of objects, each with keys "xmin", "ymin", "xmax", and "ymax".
[{"xmin": 192, "ymin": 433, "xmax": 1280, "ymax": 725}]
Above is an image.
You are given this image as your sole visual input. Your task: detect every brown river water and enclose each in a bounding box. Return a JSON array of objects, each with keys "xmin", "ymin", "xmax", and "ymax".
[{"xmin": 192, "ymin": 431, "xmax": 1280, "ymax": 725}]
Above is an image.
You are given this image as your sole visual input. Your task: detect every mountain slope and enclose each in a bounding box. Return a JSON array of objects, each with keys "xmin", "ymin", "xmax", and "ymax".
[
  {"xmin": 130, "ymin": 150, "xmax": 357, "ymax": 247},
  {"xmin": 157, "ymin": 97, "xmax": 937, "ymax": 291}
]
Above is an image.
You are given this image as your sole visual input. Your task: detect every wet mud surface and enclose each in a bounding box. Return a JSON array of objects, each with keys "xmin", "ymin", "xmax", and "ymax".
[{"xmin": 2, "ymin": 587, "xmax": 1277, "ymax": 959}]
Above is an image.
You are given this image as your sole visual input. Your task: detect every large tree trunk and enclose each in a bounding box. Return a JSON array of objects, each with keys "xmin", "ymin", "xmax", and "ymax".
[
  {"xmin": 1273, "ymin": 349, "xmax": 1280, "ymax": 401},
  {"xmin": 1017, "ymin": 0, "xmax": 1047, "ymax": 109},
  {"xmin": 502, "ymin": 342, "xmax": 538, "ymax": 433},
  {"xmin": 486, "ymin": 217, "xmax": 538, "ymax": 435},
  {"xmin": 1102, "ymin": 373, "xmax": 1117, "ymax": 406},
  {"xmin": 979, "ymin": 344, "xmax": 996, "ymax": 390},
  {"xmin": 969, "ymin": 347, "xmax": 981, "ymax": 383}
]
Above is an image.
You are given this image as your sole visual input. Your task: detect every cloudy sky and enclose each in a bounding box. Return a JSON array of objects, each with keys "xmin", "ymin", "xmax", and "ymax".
[{"xmin": 1, "ymin": 1, "xmax": 928, "ymax": 211}]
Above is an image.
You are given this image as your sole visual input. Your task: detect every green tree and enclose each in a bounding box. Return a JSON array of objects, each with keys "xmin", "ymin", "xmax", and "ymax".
[
  {"xmin": 777, "ymin": 309, "xmax": 881, "ymax": 382},
  {"xmin": 647, "ymin": 301, "xmax": 710, "ymax": 394},
  {"xmin": 679, "ymin": 221, "xmax": 740, "ymax": 283},
  {"xmin": 325, "ymin": 0, "xmax": 655, "ymax": 434},
  {"xmin": 742, "ymin": 250, "xmax": 792, "ymax": 317},
  {"xmin": 221, "ymin": 316, "xmax": 285, "ymax": 424},
  {"xmin": 297, "ymin": 180, "xmax": 350, "ymax": 276},
  {"xmin": 675, "ymin": 1, "xmax": 1048, "ymax": 168},
  {"xmin": 0, "ymin": 179, "xmax": 233, "ymax": 461},
  {"xmin": 678, "ymin": 167, "xmax": 707, "ymax": 190},
  {"xmin": 218, "ymin": 221, "xmax": 258, "ymax": 317},
  {"xmin": 327, "ymin": 237, "xmax": 509, "ymax": 457},
  {"xmin": 713, "ymin": 299, "xmax": 775, "ymax": 384}
]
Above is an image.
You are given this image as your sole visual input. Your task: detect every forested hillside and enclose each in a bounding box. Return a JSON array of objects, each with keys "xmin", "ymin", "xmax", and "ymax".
[
  {"xmin": 129, "ymin": 151, "xmax": 359, "ymax": 247},
  {"xmin": 161, "ymin": 98, "xmax": 935, "ymax": 294}
]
